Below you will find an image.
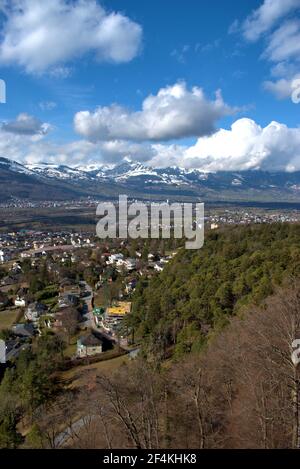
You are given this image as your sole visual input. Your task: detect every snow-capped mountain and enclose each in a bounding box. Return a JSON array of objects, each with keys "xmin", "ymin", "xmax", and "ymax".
[
  {"xmin": 1, "ymin": 157, "xmax": 300, "ymax": 203},
  {"xmin": 22, "ymin": 160, "xmax": 205, "ymax": 186},
  {"xmin": 0, "ymin": 157, "xmax": 36, "ymax": 176},
  {"xmin": 25, "ymin": 163, "xmax": 90, "ymax": 181}
]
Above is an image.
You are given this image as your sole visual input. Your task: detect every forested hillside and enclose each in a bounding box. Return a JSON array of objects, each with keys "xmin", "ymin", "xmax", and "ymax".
[
  {"xmin": 2, "ymin": 224, "xmax": 300, "ymax": 449},
  {"xmin": 130, "ymin": 223, "xmax": 300, "ymax": 358}
]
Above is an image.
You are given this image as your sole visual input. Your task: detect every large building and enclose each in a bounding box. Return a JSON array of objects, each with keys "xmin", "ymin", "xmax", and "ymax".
[
  {"xmin": 77, "ymin": 333, "xmax": 103, "ymax": 358},
  {"xmin": 101, "ymin": 302, "xmax": 131, "ymax": 336}
]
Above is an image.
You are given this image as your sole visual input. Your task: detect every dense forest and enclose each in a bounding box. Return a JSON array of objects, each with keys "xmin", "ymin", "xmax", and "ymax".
[{"xmin": 130, "ymin": 223, "xmax": 300, "ymax": 359}]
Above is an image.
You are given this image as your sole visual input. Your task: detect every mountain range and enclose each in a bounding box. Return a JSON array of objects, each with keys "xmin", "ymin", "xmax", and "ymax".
[{"xmin": 1, "ymin": 156, "xmax": 300, "ymax": 204}]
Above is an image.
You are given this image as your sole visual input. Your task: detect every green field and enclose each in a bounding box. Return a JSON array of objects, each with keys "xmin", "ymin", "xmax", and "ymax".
[{"xmin": 0, "ymin": 308, "xmax": 20, "ymax": 330}]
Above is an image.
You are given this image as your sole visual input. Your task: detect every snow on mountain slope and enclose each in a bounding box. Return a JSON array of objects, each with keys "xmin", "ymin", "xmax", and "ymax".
[
  {"xmin": 25, "ymin": 163, "xmax": 90, "ymax": 180},
  {"xmin": 2, "ymin": 157, "xmax": 300, "ymax": 202},
  {"xmin": 0, "ymin": 157, "xmax": 36, "ymax": 176},
  {"xmin": 14, "ymin": 159, "xmax": 212, "ymax": 185}
]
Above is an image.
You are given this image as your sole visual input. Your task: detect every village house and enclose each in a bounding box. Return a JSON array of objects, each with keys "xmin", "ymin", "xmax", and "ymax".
[
  {"xmin": 11, "ymin": 262, "xmax": 22, "ymax": 274},
  {"xmin": 20, "ymin": 251, "xmax": 32, "ymax": 259},
  {"xmin": 153, "ymin": 262, "xmax": 164, "ymax": 272},
  {"xmin": 25, "ymin": 302, "xmax": 48, "ymax": 322},
  {"xmin": 14, "ymin": 296, "xmax": 26, "ymax": 308},
  {"xmin": 124, "ymin": 258, "xmax": 136, "ymax": 271},
  {"xmin": 106, "ymin": 253, "xmax": 124, "ymax": 265},
  {"xmin": 59, "ymin": 278, "xmax": 80, "ymax": 294},
  {"xmin": 125, "ymin": 279, "xmax": 137, "ymax": 295},
  {"xmin": 101, "ymin": 302, "xmax": 131, "ymax": 336},
  {"xmin": 14, "ymin": 288, "xmax": 28, "ymax": 307},
  {"xmin": 53, "ymin": 306, "xmax": 79, "ymax": 329},
  {"xmin": 0, "ymin": 249, "xmax": 10, "ymax": 263},
  {"xmin": 11, "ymin": 323, "xmax": 35, "ymax": 338},
  {"xmin": 115, "ymin": 257, "xmax": 137, "ymax": 273},
  {"xmin": 77, "ymin": 332, "xmax": 103, "ymax": 358},
  {"xmin": 58, "ymin": 292, "xmax": 79, "ymax": 309},
  {"xmin": 1, "ymin": 274, "xmax": 18, "ymax": 287},
  {"xmin": 0, "ymin": 338, "xmax": 25, "ymax": 364}
]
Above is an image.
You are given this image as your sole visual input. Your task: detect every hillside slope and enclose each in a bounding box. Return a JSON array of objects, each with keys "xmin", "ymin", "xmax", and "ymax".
[{"xmin": 130, "ymin": 223, "xmax": 300, "ymax": 357}]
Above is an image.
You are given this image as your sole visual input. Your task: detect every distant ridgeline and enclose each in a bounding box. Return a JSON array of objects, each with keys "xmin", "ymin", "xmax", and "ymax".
[{"xmin": 130, "ymin": 223, "xmax": 300, "ymax": 359}]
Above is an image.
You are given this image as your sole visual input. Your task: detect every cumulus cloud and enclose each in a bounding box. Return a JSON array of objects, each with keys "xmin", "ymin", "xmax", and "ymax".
[
  {"xmin": 0, "ymin": 113, "xmax": 154, "ymax": 166},
  {"xmin": 0, "ymin": 133, "xmax": 155, "ymax": 167},
  {"xmin": 129, "ymin": 119, "xmax": 300, "ymax": 172},
  {"xmin": 2, "ymin": 114, "xmax": 300, "ymax": 173},
  {"xmin": 179, "ymin": 118, "xmax": 300, "ymax": 172},
  {"xmin": 1, "ymin": 113, "xmax": 51, "ymax": 136},
  {"xmin": 0, "ymin": 0, "xmax": 142, "ymax": 74},
  {"xmin": 74, "ymin": 82, "xmax": 235, "ymax": 142},
  {"xmin": 242, "ymin": 0, "xmax": 300, "ymax": 41}
]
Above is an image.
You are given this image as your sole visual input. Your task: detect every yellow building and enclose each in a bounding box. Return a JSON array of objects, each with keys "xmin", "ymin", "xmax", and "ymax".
[{"xmin": 106, "ymin": 302, "xmax": 131, "ymax": 317}]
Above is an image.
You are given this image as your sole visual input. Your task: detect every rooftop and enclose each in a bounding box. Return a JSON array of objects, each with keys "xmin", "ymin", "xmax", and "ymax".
[
  {"xmin": 107, "ymin": 302, "xmax": 131, "ymax": 317},
  {"xmin": 79, "ymin": 333, "xmax": 103, "ymax": 347}
]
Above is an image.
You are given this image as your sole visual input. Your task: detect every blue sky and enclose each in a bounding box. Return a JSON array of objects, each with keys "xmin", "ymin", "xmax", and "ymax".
[{"xmin": 0, "ymin": 0, "xmax": 300, "ymax": 171}]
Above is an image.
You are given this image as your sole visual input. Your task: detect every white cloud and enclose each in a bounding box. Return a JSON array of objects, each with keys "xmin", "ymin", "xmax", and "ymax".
[
  {"xmin": 179, "ymin": 118, "xmax": 300, "ymax": 172},
  {"xmin": 2, "ymin": 114, "xmax": 300, "ymax": 172},
  {"xmin": 270, "ymin": 61, "xmax": 299, "ymax": 77},
  {"xmin": 263, "ymin": 75, "xmax": 300, "ymax": 99},
  {"xmin": 261, "ymin": 20, "xmax": 300, "ymax": 98},
  {"xmin": 0, "ymin": 0, "xmax": 142, "ymax": 74},
  {"xmin": 0, "ymin": 134, "xmax": 156, "ymax": 167},
  {"xmin": 131, "ymin": 119, "xmax": 300, "ymax": 172},
  {"xmin": 242, "ymin": 0, "xmax": 300, "ymax": 42},
  {"xmin": 74, "ymin": 82, "xmax": 235, "ymax": 142},
  {"xmin": 0, "ymin": 125, "xmax": 51, "ymax": 162},
  {"xmin": 1, "ymin": 113, "xmax": 51, "ymax": 135},
  {"xmin": 236, "ymin": 0, "xmax": 300, "ymax": 100},
  {"xmin": 263, "ymin": 19, "xmax": 300, "ymax": 62},
  {"xmin": 0, "ymin": 113, "xmax": 155, "ymax": 166}
]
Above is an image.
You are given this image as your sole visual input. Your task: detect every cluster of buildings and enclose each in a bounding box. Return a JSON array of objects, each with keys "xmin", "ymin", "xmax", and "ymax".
[
  {"xmin": 206, "ymin": 209, "xmax": 300, "ymax": 228},
  {"xmin": 0, "ymin": 267, "xmax": 92, "ymax": 364},
  {"xmin": 104, "ymin": 251, "xmax": 174, "ymax": 276},
  {"xmin": 0, "ymin": 197, "xmax": 102, "ymax": 209},
  {"xmin": 93, "ymin": 301, "xmax": 131, "ymax": 338},
  {"xmin": 106, "ymin": 253, "xmax": 136, "ymax": 272},
  {"xmin": 0, "ymin": 230, "xmax": 96, "ymax": 265},
  {"xmin": 0, "ymin": 215, "xmax": 210, "ymax": 365}
]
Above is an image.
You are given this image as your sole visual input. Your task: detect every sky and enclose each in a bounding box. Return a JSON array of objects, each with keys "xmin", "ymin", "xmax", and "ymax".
[{"xmin": 0, "ymin": 0, "xmax": 300, "ymax": 171}]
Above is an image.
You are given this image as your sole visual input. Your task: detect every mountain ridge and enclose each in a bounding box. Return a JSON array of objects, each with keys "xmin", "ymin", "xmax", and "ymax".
[{"xmin": 0, "ymin": 157, "xmax": 300, "ymax": 203}]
